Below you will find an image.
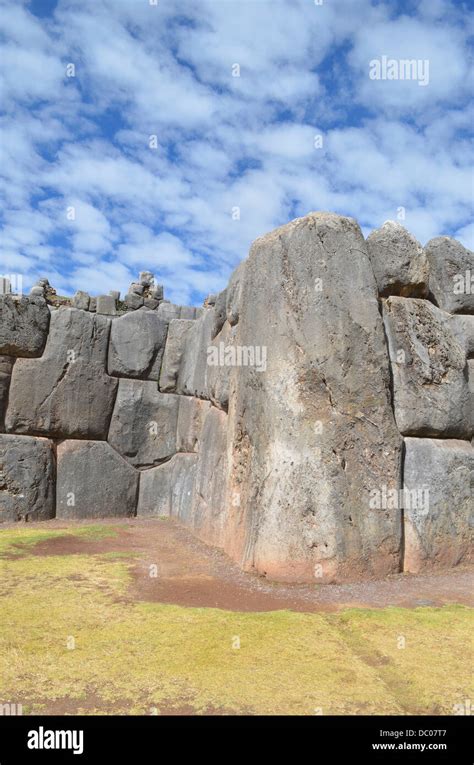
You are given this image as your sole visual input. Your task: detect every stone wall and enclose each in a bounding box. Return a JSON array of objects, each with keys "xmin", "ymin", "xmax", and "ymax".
[{"xmin": 0, "ymin": 213, "xmax": 472, "ymax": 582}]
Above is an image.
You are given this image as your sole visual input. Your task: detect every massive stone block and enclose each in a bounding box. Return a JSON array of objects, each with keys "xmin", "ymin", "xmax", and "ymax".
[
  {"xmin": 108, "ymin": 379, "xmax": 179, "ymax": 468},
  {"xmin": 366, "ymin": 221, "xmax": 429, "ymax": 297},
  {"xmin": 0, "ymin": 434, "xmax": 55, "ymax": 522},
  {"xmin": 176, "ymin": 396, "xmax": 211, "ymax": 453},
  {"xmin": 425, "ymin": 236, "xmax": 474, "ymax": 314},
  {"xmin": 383, "ymin": 297, "xmax": 470, "ymax": 438},
  {"xmin": 5, "ymin": 308, "xmax": 117, "ymax": 439},
  {"xmin": 191, "ymin": 406, "xmax": 229, "ymax": 544},
  {"xmin": 0, "ymin": 295, "xmax": 50, "ymax": 357},
  {"xmin": 403, "ymin": 438, "xmax": 474, "ymax": 572},
  {"xmin": 176, "ymin": 308, "xmax": 215, "ymax": 399},
  {"xmin": 158, "ymin": 319, "xmax": 194, "ymax": 392},
  {"xmin": 225, "ymin": 212, "xmax": 402, "ymax": 582},
  {"xmin": 108, "ymin": 310, "xmax": 168, "ymax": 380},
  {"xmin": 0, "ymin": 356, "xmax": 14, "ymax": 431},
  {"xmin": 137, "ymin": 453, "xmax": 197, "ymax": 519},
  {"xmin": 56, "ymin": 440, "xmax": 138, "ymax": 519}
]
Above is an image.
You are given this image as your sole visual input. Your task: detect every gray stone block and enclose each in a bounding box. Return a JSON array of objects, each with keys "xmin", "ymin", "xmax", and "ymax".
[{"xmin": 56, "ymin": 440, "xmax": 138, "ymax": 519}]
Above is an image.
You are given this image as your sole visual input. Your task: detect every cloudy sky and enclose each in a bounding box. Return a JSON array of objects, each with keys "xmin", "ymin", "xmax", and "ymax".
[{"xmin": 0, "ymin": 0, "xmax": 472, "ymax": 305}]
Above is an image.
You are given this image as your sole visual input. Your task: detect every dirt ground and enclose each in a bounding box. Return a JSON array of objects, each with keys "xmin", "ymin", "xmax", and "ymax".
[{"xmin": 6, "ymin": 516, "xmax": 473, "ymax": 613}]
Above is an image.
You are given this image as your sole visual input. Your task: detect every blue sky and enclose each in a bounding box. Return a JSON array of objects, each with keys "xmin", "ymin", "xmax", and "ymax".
[{"xmin": 0, "ymin": 0, "xmax": 473, "ymax": 305}]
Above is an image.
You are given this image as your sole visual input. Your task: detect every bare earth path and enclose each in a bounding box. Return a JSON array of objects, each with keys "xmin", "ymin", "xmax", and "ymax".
[{"xmin": 7, "ymin": 517, "xmax": 473, "ymax": 612}]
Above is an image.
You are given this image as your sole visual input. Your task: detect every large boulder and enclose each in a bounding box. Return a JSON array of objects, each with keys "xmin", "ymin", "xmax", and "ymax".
[
  {"xmin": 56, "ymin": 440, "xmax": 138, "ymax": 518},
  {"xmin": 383, "ymin": 297, "xmax": 470, "ymax": 438},
  {"xmin": 0, "ymin": 356, "xmax": 14, "ymax": 431},
  {"xmin": 403, "ymin": 438, "xmax": 474, "ymax": 572},
  {"xmin": 366, "ymin": 221, "xmax": 429, "ymax": 297},
  {"xmin": 0, "ymin": 295, "xmax": 50, "ymax": 357},
  {"xmin": 137, "ymin": 453, "xmax": 197, "ymax": 519},
  {"xmin": 0, "ymin": 435, "xmax": 55, "ymax": 522},
  {"xmin": 158, "ymin": 319, "xmax": 194, "ymax": 392},
  {"xmin": 225, "ymin": 212, "xmax": 402, "ymax": 582},
  {"xmin": 5, "ymin": 308, "xmax": 117, "ymax": 439},
  {"xmin": 108, "ymin": 310, "xmax": 168, "ymax": 380},
  {"xmin": 107, "ymin": 379, "xmax": 179, "ymax": 468},
  {"xmin": 425, "ymin": 236, "xmax": 474, "ymax": 314}
]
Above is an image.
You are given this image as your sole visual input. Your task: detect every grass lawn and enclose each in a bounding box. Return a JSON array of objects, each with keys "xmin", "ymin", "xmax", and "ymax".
[{"xmin": 0, "ymin": 525, "xmax": 472, "ymax": 715}]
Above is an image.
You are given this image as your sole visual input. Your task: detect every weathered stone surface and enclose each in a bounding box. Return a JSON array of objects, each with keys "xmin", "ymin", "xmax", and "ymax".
[
  {"xmin": 159, "ymin": 319, "xmax": 194, "ymax": 392},
  {"xmin": 0, "ymin": 356, "xmax": 14, "ymax": 431},
  {"xmin": 96, "ymin": 294, "xmax": 116, "ymax": 315},
  {"xmin": 403, "ymin": 438, "xmax": 473, "ymax": 572},
  {"xmin": 139, "ymin": 271, "xmax": 154, "ymax": 287},
  {"xmin": 0, "ymin": 295, "xmax": 50, "ymax": 357},
  {"xmin": 56, "ymin": 440, "xmax": 138, "ymax": 519},
  {"xmin": 124, "ymin": 292, "xmax": 144, "ymax": 310},
  {"xmin": 383, "ymin": 297, "xmax": 470, "ymax": 437},
  {"xmin": 176, "ymin": 308, "xmax": 215, "ymax": 399},
  {"xmin": 0, "ymin": 434, "xmax": 55, "ymax": 522},
  {"xmin": 226, "ymin": 261, "xmax": 245, "ymax": 326},
  {"xmin": 157, "ymin": 302, "xmax": 181, "ymax": 322},
  {"xmin": 5, "ymin": 308, "xmax": 117, "ymax": 439},
  {"xmin": 191, "ymin": 406, "xmax": 229, "ymax": 543},
  {"xmin": 440, "ymin": 313, "xmax": 474, "ymax": 357},
  {"xmin": 177, "ymin": 396, "xmax": 211, "ymax": 453},
  {"xmin": 366, "ymin": 221, "xmax": 429, "ymax": 297},
  {"xmin": 425, "ymin": 236, "xmax": 474, "ymax": 314},
  {"xmin": 88, "ymin": 297, "xmax": 97, "ymax": 312},
  {"xmin": 72, "ymin": 291, "xmax": 90, "ymax": 310},
  {"xmin": 108, "ymin": 379, "xmax": 179, "ymax": 468},
  {"xmin": 108, "ymin": 310, "xmax": 168, "ymax": 380},
  {"xmin": 143, "ymin": 297, "xmax": 159, "ymax": 310},
  {"xmin": 207, "ymin": 319, "xmax": 238, "ymax": 410},
  {"xmin": 226, "ymin": 212, "xmax": 402, "ymax": 582},
  {"xmin": 109, "ymin": 290, "xmax": 120, "ymax": 301},
  {"xmin": 137, "ymin": 453, "xmax": 197, "ymax": 519}
]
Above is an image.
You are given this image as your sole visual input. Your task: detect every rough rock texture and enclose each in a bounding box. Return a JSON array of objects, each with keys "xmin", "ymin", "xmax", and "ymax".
[
  {"xmin": 5, "ymin": 308, "xmax": 117, "ymax": 439},
  {"xmin": 0, "ymin": 356, "xmax": 14, "ymax": 431},
  {"xmin": 159, "ymin": 319, "xmax": 194, "ymax": 392},
  {"xmin": 177, "ymin": 396, "xmax": 211, "ymax": 453},
  {"xmin": 96, "ymin": 295, "xmax": 116, "ymax": 316},
  {"xmin": 403, "ymin": 438, "xmax": 473, "ymax": 572},
  {"xmin": 383, "ymin": 297, "xmax": 470, "ymax": 438},
  {"xmin": 226, "ymin": 212, "xmax": 403, "ymax": 582},
  {"xmin": 137, "ymin": 453, "xmax": 197, "ymax": 518},
  {"xmin": 56, "ymin": 440, "xmax": 138, "ymax": 518},
  {"xmin": 0, "ymin": 434, "xmax": 55, "ymax": 522},
  {"xmin": 366, "ymin": 221, "xmax": 429, "ymax": 297},
  {"xmin": 108, "ymin": 379, "xmax": 179, "ymax": 468},
  {"xmin": 0, "ymin": 295, "xmax": 50, "ymax": 357},
  {"xmin": 440, "ymin": 313, "xmax": 474, "ymax": 358},
  {"xmin": 176, "ymin": 308, "xmax": 215, "ymax": 399},
  {"xmin": 1, "ymin": 212, "xmax": 472, "ymax": 584},
  {"xmin": 108, "ymin": 310, "xmax": 168, "ymax": 380},
  {"xmin": 425, "ymin": 236, "xmax": 474, "ymax": 314},
  {"xmin": 191, "ymin": 406, "xmax": 229, "ymax": 544}
]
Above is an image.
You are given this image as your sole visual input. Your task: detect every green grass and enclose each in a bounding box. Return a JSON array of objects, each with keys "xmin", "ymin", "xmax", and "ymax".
[{"xmin": 0, "ymin": 527, "xmax": 472, "ymax": 715}]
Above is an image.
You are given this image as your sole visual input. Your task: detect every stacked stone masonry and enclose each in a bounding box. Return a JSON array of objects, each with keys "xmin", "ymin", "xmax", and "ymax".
[{"xmin": 0, "ymin": 213, "xmax": 472, "ymax": 582}]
